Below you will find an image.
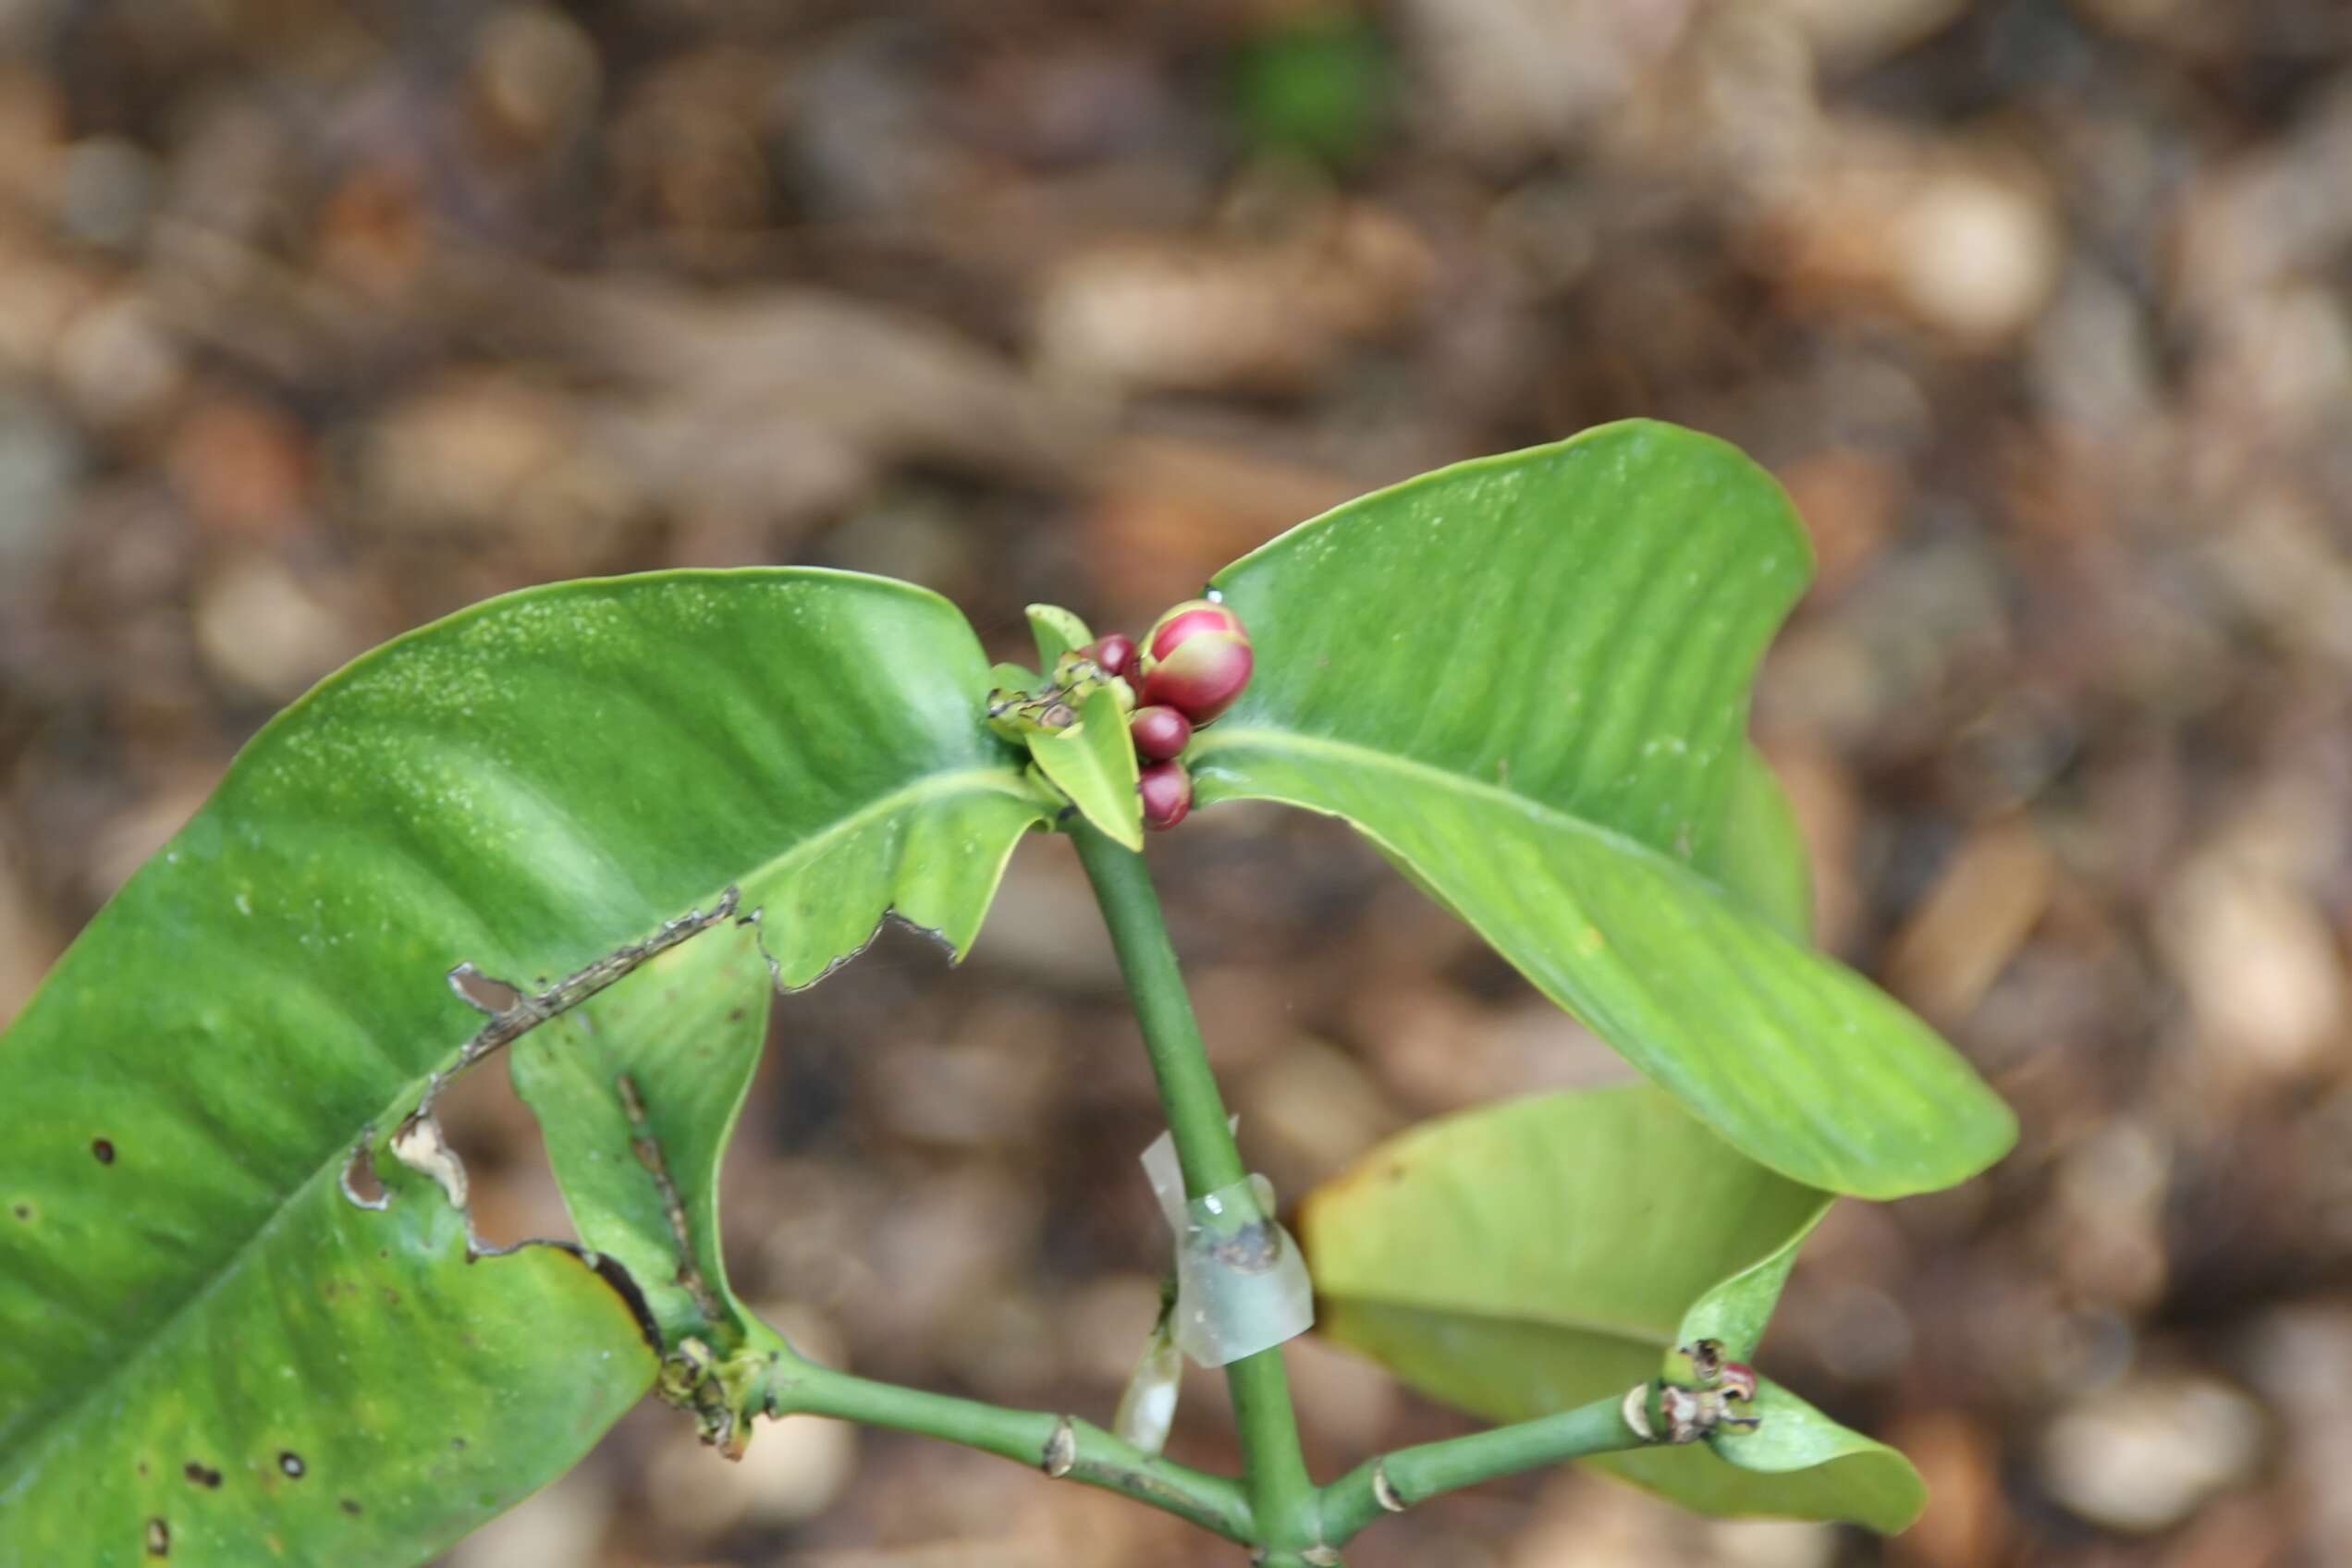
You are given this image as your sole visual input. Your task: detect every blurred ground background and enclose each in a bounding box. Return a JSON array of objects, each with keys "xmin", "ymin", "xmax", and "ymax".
[{"xmin": 3, "ymin": 1, "xmax": 2350, "ymax": 1564}]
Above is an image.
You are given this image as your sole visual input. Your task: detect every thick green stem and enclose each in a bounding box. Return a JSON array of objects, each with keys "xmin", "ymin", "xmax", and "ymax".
[
  {"xmin": 1069, "ymin": 824, "xmax": 1244, "ymax": 1196},
  {"xmin": 760, "ymin": 1358, "xmax": 1253, "ymax": 1543},
  {"xmin": 1071, "ymin": 822, "xmax": 1323, "ymax": 1554},
  {"xmin": 1318, "ymin": 1390, "xmax": 1649, "ymax": 1546}
]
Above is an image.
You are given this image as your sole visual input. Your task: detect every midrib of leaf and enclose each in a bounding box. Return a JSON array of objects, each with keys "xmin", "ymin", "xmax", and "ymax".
[
  {"xmin": 1191, "ymin": 726, "xmax": 1723, "ymax": 887},
  {"xmin": 1190, "ymin": 728, "xmax": 1902, "ymax": 1162},
  {"xmin": 0, "ymin": 760, "xmax": 1037, "ymax": 1488}
]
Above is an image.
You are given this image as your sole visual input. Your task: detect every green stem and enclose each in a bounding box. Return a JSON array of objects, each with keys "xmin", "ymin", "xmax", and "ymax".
[
  {"xmin": 738, "ymin": 821, "xmax": 1659, "ymax": 1562},
  {"xmin": 1071, "ymin": 822, "xmax": 1323, "ymax": 1554},
  {"xmin": 1069, "ymin": 824, "xmax": 1244, "ymax": 1196},
  {"xmin": 1318, "ymin": 1390, "xmax": 1649, "ymax": 1546},
  {"xmin": 760, "ymin": 1357, "xmax": 1253, "ymax": 1543}
]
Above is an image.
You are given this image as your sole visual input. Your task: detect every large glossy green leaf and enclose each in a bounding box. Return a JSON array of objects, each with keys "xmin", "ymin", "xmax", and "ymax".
[
  {"xmin": 1194, "ymin": 420, "xmax": 2012, "ymax": 1198},
  {"xmin": 0, "ymin": 570, "xmax": 1047, "ymax": 1562},
  {"xmin": 1302, "ymin": 1087, "xmax": 1924, "ymax": 1532}
]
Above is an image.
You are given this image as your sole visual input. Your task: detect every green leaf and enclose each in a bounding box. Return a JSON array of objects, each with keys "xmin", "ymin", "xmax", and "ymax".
[
  {"xmin": 0, "ymin": 570, "xmax": 1047, "ymax": 1562},
  {"xmin": 1302, "ymin": 1086, "xmax": 1923, "ymax": 1532},
  {"xmin": 0, "ymin": 1112, "xmax": 659, "ymax": 1566},
  {"xmin": 513, "ymin": 916, "xmax": 772, "ymax": 1352},
  {"xmin": 1194, "ymin": 420, "xmax": 2012, "ymax": 1198},
  {"xmin": 1713, "ymin": 746, "xmax": 1813, "ymax": 945},
  {"xmin": 1699, "ymin": 1378, "xmax": 1925, "ymax": 1530},
  {"xmin": 1672, "ymin": 1208, "xmax": 1816, "ymax": 1366},
  {"xmin": 1027, "ymin": 683, "xmax": 1145, "ymax": 851},
  {"xmin": 1026, "ymin": 603, "xmax": 1094, "ymax": 671},
  {"xmin": 1302, "ymin": 1088, "xmax": 1831, "ymax": 1388}
]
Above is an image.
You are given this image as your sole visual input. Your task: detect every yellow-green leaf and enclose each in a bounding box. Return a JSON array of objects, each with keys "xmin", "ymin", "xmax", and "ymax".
[
  {"xmin": 1304, "ymin": 1086, "xmax": 1924, "ymax": 1532},
  {"xmin": 1028, "ymin": 683, "xmax": 1145, "ymax": 851}
]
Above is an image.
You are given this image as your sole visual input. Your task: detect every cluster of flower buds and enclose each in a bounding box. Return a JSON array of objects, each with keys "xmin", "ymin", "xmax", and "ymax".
[{"xmin": 1080, "ymin": 598, "xmax": 1254, "ymax": 831}]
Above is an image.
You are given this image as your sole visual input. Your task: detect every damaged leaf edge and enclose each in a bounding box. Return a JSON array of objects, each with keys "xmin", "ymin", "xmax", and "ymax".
[
  {"xmin": 352, "ymin": 827, "xmax": 1048, "ymax": 1374},
  {"xmin": 371, "ymin": 890, "xmax": 746, "ymax": 1270}
]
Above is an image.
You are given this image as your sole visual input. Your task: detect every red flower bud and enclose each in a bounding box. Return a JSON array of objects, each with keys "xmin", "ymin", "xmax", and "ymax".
[
  {"xmin": 1084, "ymin": 634, "xmax": 1137, "ymax": 680},
  {"xmin": 1128, "ymin": 704, "xmax": 1194, "ymax": 763},
  {"xmin": 1139, "ymin": 631, "xmax": 1253, "ymax": 724},
  {"xmin": 1142, "ymin": 600, "xmax": 1246, "ymax": 666},
  {"xmin": 1138, "ymin": 760, "xmax": 1193, "ymax": 830}
]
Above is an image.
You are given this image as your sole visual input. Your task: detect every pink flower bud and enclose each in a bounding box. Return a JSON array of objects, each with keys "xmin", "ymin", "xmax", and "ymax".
[
  {"xmin": 1138, "ymin": 760, "xmax": 1193, "ymax": 831},
  {"xmin": 1138, "ymin": 631, "xmax": 1253, "ymax": 724},
  {"xmin": 1084, "ymin": 634, "xmax": 1137, "ymax": 680},
  {"xmin": 1128, "ymin": 704, "xmax": 1194, "ymax": 763},
  {"xmin": 1142, "ymin": 600, "xmax": 1246, "ymax": 666}
]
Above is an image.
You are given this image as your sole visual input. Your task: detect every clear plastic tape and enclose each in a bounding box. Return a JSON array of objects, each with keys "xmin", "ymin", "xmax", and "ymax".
[{"xmin": 1141, "ymin": 1130, "xmax": 1315, "ymax": 1368}]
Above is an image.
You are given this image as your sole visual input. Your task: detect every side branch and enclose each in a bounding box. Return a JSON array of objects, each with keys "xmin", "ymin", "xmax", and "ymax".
[
  {"xmin": 1319, "ymin": 1390, "xmax": 1650, "ymax": 1546},
  {"xmin": 757, "ymin": 1358, "xmax": 1255, "ymax": 1545}
]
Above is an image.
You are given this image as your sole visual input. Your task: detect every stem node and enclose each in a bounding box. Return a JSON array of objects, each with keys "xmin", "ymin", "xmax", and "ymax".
[
  {"xmin": 1371, "ymin": 1459, "xmax": 1406, "ymax": 1514},
  {"xmin": 1622, "ymin": 1381, "xmax": 1657, "ymax": 1441},
  {"xmin": 1042, "ymin": 1416, "xmax": 1078, "ymax": 1478}
]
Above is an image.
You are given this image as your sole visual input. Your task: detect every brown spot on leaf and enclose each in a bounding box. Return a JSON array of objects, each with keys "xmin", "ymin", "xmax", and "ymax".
[
  {"xmin": 182, "ymin": 1462, "xmax": 222, "ymax": 1488},
  {"xmin": 92, "ymin": 1138, "xmax": 116, "ymax": 1164},
  {"xmin": 339, "ymin": 1498, "xmax": 362, "ymax": 1516}
]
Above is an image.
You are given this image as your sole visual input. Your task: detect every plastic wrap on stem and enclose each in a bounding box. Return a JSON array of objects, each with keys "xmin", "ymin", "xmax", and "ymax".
[{"xmin": 1141, "ymin": 1130, "xmax": 1314, "ymax": 1367}]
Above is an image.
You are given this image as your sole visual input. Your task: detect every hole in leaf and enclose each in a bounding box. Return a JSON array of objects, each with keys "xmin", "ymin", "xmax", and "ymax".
[
  {"xmin": 278, "ymin": 1451, "xmax": 305, "ymax": 1478},
  {"xmin": 338, "ymin": 1143, "xmax": 388, "ymax": 1210},
  {"xmin": 144, "ymin": 1518, "xmax": 168, "ymax": 1558},
  {"xmin": 409, "ymin": 1042, "xmax": 582, "ymax": 1256},
  {"xmin": 392, "ymin": 898, "xmax": 743, "ymax": 1257},
  {"xmin": 448, "ymin": 963, "xmax": 523, "ymax": 1016}
]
